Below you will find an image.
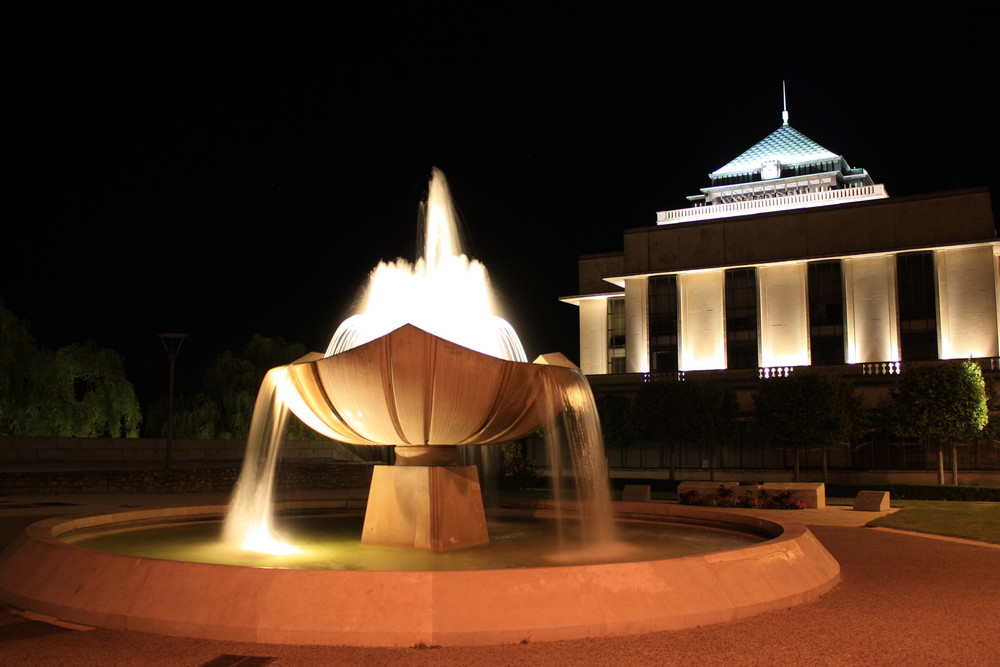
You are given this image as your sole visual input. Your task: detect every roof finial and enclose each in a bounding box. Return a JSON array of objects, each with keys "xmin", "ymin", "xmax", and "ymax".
[{"xmin": 782, "ymin": 81, "xmax": 789, "ymax": 125}]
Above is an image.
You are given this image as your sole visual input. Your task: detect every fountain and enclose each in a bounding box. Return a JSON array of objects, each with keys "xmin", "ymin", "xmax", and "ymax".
[
  {"xmin": 0, "ymin": 169, "xmax": 840, "ymax": 647},
  {"xmin": 222, "ymin": 167, "xmax": 613, "ymax": 554}
]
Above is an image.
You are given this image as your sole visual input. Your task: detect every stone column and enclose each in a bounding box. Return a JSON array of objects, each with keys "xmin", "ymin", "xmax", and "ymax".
[
  {"xmin": 624, "ymin": 277, "xmax": 650, "ymax": 373},
  {"xmin": 678, "ymin": 270, "xmax": 727, "ymax": 371},
  {"xmin": 843, "ymin": 255, "xmax": 900, "ymax": 364},
  {"xmin": 935, "ymin": 245, "xmax": 1000, "ymax": 359},
  {"xmin": 757, "ymin": 262, "xmax": 810, "ymax": 368},
  {"xmin": 578, "ymin": 297, "xmax": 609, "ymax": 375}
]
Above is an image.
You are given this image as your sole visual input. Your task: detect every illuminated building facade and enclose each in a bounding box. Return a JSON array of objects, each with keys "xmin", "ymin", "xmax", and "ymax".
[{"xmin": 564, "ymin": 112, "xmax": 999, "ymax": 381}]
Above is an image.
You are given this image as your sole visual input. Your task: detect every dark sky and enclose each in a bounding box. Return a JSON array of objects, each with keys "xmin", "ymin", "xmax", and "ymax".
[{"xmin": 6, "ymin": 8, "xmax": 996, "ymax": 402}]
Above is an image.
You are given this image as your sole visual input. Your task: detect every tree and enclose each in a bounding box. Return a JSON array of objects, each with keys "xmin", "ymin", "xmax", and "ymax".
[
  {"xmin": 595, "ymin": 392, "xmax": 636, "ymax": 449},
  {"xmin": 164, "ymin": 334, "xmax": 310, "ymax": 439},
  {"xmin": 753, "ymin": 372, "xmax": 860, "ymax": 482},
  {"xmin": 0, "ymin": 300, "xmax": 37, "ymax": 434},
  {"xmin": 0, "ymin": 299, "xmax": 141, "ymax": 437},
  {"xmin": 886, "ymin": 360, "xmax": 988, "ymax": 485},
  {"xmin": 674, "ymin": 381, "xmax": 738, "ymax": 481},
  {"xmin": 629, "ymin": 380, "xmax": 737, "ymax": 480}
]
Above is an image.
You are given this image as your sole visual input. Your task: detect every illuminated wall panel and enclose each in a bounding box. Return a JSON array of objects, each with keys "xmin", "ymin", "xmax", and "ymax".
[
  {"xmin": 678, "ymin": 270, "xmax": 727, "ymax": 370},
  {"xmin": 624, "ymin": 278, "xmax": 650, "ymax": 373},
  {"xmin": 843, "ymin": 256, "xmax": 899, "ymax": 363},
  {"xmin": 758, "ymin": 263, "xmax": 810, "ymax": 367},
  {"xmin": 579, "ymin": 298, "xmax": 608, "ymax": 375},
  {"xmin": 936, "ymin": 246, "xmax": 1000, "ymax": 359}
]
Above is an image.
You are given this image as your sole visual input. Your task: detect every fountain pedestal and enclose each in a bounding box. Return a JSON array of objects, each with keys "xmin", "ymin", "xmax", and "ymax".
[{"xmin": 361, "ymin": 446, "xmax": 489, "ymax": 551}]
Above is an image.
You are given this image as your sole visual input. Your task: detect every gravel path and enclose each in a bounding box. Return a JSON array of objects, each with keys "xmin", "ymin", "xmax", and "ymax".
[{"xmin": 1, "ymin": 507, "xmax": 998, "ymax": 665}]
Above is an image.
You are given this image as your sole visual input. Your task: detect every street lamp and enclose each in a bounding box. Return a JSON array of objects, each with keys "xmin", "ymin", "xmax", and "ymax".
[{"xmin": 158, "ymin": 333, "xmax": 187, "ymax": 469}]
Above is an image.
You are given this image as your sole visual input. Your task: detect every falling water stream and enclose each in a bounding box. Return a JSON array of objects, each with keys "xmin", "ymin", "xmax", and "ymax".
[{"xmin": 223, "ymin": 168, "xmax": 615, "ymax": 557}]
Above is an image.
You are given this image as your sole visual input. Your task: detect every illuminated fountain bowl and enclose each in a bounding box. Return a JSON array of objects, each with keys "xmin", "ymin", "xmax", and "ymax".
[
  {"xmin": 0, "ymin": 501, "xmax": 840, "ymax": 647},
  {"xmin": 282, "ymin": 323, "xmax": 564, "ymax": 449},
  {"xmin": 279, "ymin": 323, "xmax": 585, "ymax": 551}
]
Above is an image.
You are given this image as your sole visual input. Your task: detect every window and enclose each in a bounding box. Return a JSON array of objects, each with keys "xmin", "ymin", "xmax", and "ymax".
[
  {"xmin": 808, "ymin": 260, "xmax": 845, "ymax": 364},
  {"xmin": 897, "ymin": 252, "xmax": 938, "ymax": 360},
  {"xmin": 608, "ymin": 298, "xmax": 626, "ymax": 373},
  {"xmin": 648, "ymin": 275, "xmax": 678, "ymax": 372},
  {"xmin": 725, "ymin": 268, "xmax": 758, "ymax": 369}
]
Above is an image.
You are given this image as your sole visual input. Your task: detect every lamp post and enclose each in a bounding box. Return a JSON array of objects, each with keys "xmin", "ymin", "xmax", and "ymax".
[{"xmin": 158, "ymin": 333, "xmax": 187, "ymax": 470}]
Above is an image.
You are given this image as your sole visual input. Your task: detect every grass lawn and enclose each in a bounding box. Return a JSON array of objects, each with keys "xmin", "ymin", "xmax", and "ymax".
[
  {"xmin": 864, "ymin": 500, "xmax": 1000, "ymax": 544},
  {"xmin": 501, "ymin": 493, "xmax": 999, "ymax": 544}
]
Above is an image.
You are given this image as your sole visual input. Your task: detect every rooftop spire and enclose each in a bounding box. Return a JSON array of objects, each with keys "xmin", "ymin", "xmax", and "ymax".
[{"xmin": 782, "ymin": 81, "xmax": 789, "ymax": 125}]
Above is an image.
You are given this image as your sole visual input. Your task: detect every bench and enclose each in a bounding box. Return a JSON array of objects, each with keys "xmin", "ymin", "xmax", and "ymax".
[
  {"xmin": 621, "ymin": 484, "xmax": 651, "ymax": 502},
  {"xmin": 853, "ymin": 490, "xmax": 890, "ymax": 511}
]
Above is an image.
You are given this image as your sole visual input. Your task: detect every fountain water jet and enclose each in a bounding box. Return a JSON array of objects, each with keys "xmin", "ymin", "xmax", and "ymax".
[{"xmin": 326, "ymin": 168, "xmax": 526, "ymax": 362}]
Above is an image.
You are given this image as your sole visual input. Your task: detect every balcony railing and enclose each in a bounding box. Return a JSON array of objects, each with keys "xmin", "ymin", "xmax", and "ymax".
[{"xmin": 656, "ymin": 185, "xmax": 888, "ymax": 225}]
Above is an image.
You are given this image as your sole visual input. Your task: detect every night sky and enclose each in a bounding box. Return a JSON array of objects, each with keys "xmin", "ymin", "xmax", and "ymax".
[{"xmin": 6, "ymin": 9, "xmax": 996, "ymax": 403}]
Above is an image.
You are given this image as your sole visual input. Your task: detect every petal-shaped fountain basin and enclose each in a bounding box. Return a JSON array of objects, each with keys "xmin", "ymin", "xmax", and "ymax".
[{"xmin": 282, "ymin": 323, "xmax": 573, "ymax": 447}]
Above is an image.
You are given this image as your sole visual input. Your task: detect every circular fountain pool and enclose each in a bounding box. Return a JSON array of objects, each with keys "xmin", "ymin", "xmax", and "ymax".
[
  {"xmin": 67, "ymin": 510, "xmax": 765, "ymax": 571},
  {"xmin": 0, "ymin": 500, "xmax": 840, "ymax": 647}
]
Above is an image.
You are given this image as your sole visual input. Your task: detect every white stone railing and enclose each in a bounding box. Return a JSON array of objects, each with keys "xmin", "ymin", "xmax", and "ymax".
[
  {"xmin": 758, "ymin": 366, "xmax": 796, "ymax": 379},
  {"xmin": 656, "ymin": 185, "xmax": 888, "ymax": 225},
  {"xmin": 862, "ymin": 361, "xmax": 902, "ymax": 376},
  {"xmin": 642, "ymin": 371, "xmax": 686, "ymax": 383}
]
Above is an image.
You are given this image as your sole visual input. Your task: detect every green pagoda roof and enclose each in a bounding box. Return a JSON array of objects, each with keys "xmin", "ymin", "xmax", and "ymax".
[{"xmin": 710, "ymin": 123, "xmax": 840, "ymax": 179}]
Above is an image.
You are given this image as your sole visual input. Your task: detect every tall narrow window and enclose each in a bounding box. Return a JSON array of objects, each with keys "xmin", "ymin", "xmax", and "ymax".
[
  {"xmin": 897, "ymin": 252, "xmax": 938, "ymax": 360},
  {"xmin": 648, "ymin": 275, "xmax": 678, "ymax": 372},
  {"xmin": 808, "ymin": 260, "xmax": 845, "ymax": 364},
  {"xmin": 607, "ymin": 297, "xmax": 626, "ymax": 373},
  {"xmin": 725, "ymin": 268, "xmax": 758, "ymax": 369}
]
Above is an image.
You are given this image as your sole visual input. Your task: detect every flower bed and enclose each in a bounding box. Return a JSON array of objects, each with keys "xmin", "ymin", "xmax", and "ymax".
[{"xmin": 679, "ymin": 484, "xmax": 806, "ymax": 510}]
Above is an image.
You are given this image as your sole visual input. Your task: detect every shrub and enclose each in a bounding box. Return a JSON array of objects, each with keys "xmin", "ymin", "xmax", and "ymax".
[
  {"xmin": 499, "ymin": 452, "xmax": 542, "ymax": 490},
  {"xmin": 679, "ymin": 484, "xmax": 804, "ymax": 509}
]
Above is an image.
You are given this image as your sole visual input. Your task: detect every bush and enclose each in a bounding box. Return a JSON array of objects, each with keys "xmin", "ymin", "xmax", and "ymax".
[
  {"xmin": 678, "ymin": 485, "xmax": 804, "ymax": 509},
  {"xmin": 499, "ymin": 452, "xmax": 542, "ymax": 490}
]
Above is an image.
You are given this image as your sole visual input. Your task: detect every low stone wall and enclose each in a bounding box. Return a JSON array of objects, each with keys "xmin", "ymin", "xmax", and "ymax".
[
  {"xmin": 611, "ymin": 469, "xmax": 1000, "ymax": 487},
  {"xmin": 0, "ymin": 437, "xmax": 376, "ymax": 467},
  {"xmin": 677, "ymin": 481, "xmax": 826, "ymax": 508},
  {"xmin": 0, "ymin": 436, "xmax": 371, "ymax": 465},
  {"xmin": 0, "ymin": 462, "xmax": 374, "ymax": 496}
]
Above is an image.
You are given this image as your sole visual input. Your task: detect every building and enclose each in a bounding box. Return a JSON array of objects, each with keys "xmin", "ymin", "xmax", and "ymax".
[{"xmin": 563, "ymin": 107, "xmax": 999, "ymax": 385}]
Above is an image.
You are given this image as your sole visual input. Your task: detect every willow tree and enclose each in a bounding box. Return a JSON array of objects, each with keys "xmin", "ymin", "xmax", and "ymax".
[
  {"xmin": 887, "ymin": 360, "xmax": 988, "ymax": 485},
  {"xmin": 0, "ymin": 300, "xmax": 38, "ymax": 435},
  {"xmin": 0, "ymin": 301, "xmax": 141, "ymax": 437}
]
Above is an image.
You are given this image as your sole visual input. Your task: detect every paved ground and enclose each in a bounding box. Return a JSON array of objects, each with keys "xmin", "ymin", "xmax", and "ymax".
[{"xmin": 1, "ymin": 493, "xmax": 998, "ymax": 666}]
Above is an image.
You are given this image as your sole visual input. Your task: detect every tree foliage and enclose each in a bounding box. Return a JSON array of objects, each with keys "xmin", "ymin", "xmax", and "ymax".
[
  {"xmin": 636, "ymin": 380, "xmax": 738, "ymax": 442},
  {"xmin": 886, "ymin": 360, "xmax": 988, "ymax": 440},
  {"xmin": 165, "ymin": 334, "xmax": 310, "ymax": 439},
  {"xmin": 673, "ymin": 381, "xmax": 738, "ymax": 445},
  {"xmin": 977, "ymin": 378, "xmax": 1000, "ymax": 440},
  {"xmin": 600, "ymin": 380, "xmax": 737, "ymax": 446},
  {"xmin": 595, "ymin": 392, "xmax": 636, "ymax": 448},
  {"xmin": 753, "ymin": 372, "xmax": 860, "ymax": 448},
  {"xmin": 0, "ymin": 300, "xmax": 141, "ymax": 437}
]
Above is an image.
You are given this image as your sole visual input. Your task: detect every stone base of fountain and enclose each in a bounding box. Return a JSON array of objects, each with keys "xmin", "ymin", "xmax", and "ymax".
[
  {"xmin": 362, "ymin": 464, "xmax": 488, "ymax": 551},
  {"xmin": 0, "ymin": 501, "xmax": 840, "ymax": 647}
]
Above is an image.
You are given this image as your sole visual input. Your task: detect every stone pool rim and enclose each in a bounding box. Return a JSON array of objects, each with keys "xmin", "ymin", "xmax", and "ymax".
[{"xmin": 0, "ymin": 500, "xmax": 841, "ymax": 647}]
